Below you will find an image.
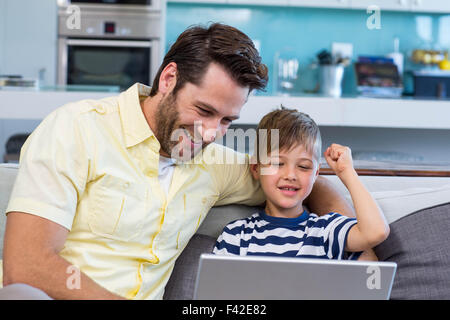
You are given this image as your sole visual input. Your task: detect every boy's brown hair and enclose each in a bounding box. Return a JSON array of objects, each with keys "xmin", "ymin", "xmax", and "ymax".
[
  {"xmin": 254, "ymin": 106, "xmax": 322, "ymax": 163},
  {"xmin": 150, "ymin": 23, "xmax": 268, "ymax": 97}
]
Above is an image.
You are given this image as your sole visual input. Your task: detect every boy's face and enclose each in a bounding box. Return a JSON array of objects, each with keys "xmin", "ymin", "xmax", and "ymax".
[{"xmin": 251, "ymin": 143, "xmax": 320, "ymax": 218}]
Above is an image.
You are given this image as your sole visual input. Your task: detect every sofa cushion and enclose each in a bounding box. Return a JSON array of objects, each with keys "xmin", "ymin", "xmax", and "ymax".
[
  {"xmin": 163, "ymin": 234, "xmax": 217, "ymax": 300},
  {"xmin": 374, "ymin": 202, "xmax": 450, "ymax": 300},
  {"xmin": 197, "ymin": 204, "xmax": 263, "ymax": 239},
  {"xmin": 371, "ymin": 184, "xmax": 450, "ymax": 224},
  {"xmin": 325, "ymin": 175, "xmax": 450, "ymax": 224}
]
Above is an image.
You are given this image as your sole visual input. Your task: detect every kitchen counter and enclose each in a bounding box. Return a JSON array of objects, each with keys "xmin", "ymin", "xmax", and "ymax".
[
  {"xmin": 237, "ymin": 94, "xmax": 450, "ymax": 129},
  {"xmin": 0, "ymin": 88, "xmax": 117, "ymax": 120},
  {"xmin": 1, "ymin": 89, "xmax": 450, "ymax": 130}
]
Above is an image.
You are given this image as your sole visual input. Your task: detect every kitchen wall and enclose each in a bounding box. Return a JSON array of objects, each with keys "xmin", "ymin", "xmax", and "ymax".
[{"xmin": 166, "ymin": 2, "xmax": 450, "ymax": 95}]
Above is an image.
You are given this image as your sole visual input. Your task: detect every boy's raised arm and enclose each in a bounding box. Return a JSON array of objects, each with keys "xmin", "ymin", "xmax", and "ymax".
[
  {"xmin": 324, "ymin": 144, "xmax": 390, "ymax": 252},
  {"xmin": 305, "ymin": 175, "xmax": 356, "ymax": 218}
]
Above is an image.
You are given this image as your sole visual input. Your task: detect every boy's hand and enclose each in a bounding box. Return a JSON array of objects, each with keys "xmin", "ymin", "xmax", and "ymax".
[{"xmin": 324, "ymin": 143, "xmax": 357, "ymax": 180}]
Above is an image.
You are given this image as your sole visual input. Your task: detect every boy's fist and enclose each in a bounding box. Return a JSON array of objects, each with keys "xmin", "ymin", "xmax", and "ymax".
[{"xmin": 324, "ymin": 143, "xmax": 356, "ymax": 178}]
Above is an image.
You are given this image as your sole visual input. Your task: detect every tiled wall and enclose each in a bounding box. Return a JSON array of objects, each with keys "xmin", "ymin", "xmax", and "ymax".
[{"xmin": 166, "ymin": 3, "xmax": 450, "ymax": 95}]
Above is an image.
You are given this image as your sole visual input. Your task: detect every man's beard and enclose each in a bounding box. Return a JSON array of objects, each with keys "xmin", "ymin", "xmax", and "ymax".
[{"xmin": 154, "ymin": 92, "xmax": 206, "ymax": 162}]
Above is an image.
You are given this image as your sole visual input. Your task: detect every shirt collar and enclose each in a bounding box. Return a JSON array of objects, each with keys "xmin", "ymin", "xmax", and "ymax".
[
  {"xmin": 118, "ymin": 83, "xmax": 157, "ymax": 149},
  {"xmin": 260, "ymin": 209, "xmax": 309, "ymax": 226}
]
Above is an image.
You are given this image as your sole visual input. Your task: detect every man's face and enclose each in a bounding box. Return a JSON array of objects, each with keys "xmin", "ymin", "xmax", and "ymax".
[{"xmin": 155, "ymin": 63, "xmax": 249, "ymax": 161}]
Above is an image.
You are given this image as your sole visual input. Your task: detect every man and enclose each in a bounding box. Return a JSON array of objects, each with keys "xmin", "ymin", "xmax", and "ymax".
[{"xmin": 2, "ymin": 23, "xmax": 367, "ymax": 300}]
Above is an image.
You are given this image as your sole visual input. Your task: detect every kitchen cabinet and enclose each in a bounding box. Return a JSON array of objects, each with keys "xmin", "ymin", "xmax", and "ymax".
[
  {"xmin": 168, "ymin": 0, "xmax": 227, "ymax": 3},
  {"xmin": 288, "ymin": 0, "xmax": 350, "ymax": 9},
  {"xmin": 350, "ymin": 0, "xmax": 410, "ymax": 11},
  {"xmin": 228, "ymin": 0, "xmax": 289, "ymax": 5},
  {"xmin": 168, "ymin": 0, "xmax": 450, "ymax": 13},
  {"xmin": 410, "ymin": 0, "xmax": 450, "ymax": 13}
]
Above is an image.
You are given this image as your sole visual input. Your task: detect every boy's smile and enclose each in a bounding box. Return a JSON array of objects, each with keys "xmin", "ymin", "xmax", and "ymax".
[{"xmin": 251, "ymin": 144, "xmax": 320, "ymax": 219}]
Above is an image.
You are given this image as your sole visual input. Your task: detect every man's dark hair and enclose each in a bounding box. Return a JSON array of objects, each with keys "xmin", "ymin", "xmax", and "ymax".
[{"xmin": 150, "ymin": 23, "xmax": 268, "ymax": 97}]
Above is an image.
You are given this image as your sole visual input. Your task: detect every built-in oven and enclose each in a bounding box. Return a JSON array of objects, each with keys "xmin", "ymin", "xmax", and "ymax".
[{"xmin": 57, "ymin": 0, "xmax": 162, "ymax": 90}]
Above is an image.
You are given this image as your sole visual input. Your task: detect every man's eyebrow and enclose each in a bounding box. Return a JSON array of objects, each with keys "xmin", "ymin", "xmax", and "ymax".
[{"xmin": 196, "ymin": 101, "xmax": 240, "ymax": 120}]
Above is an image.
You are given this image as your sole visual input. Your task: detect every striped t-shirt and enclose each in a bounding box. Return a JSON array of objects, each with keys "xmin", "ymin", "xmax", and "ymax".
[{"xmin": 213, "ymin": 210, "xmax": 362, "ymax": 260}]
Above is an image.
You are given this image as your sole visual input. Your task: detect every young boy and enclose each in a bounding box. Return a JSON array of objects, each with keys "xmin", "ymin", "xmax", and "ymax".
[{"xmin": 213, "ymin": 107, "xmax": 389, "ymax": 260}]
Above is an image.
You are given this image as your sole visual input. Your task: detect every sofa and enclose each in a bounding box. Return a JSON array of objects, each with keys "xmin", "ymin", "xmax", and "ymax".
[{"xmin": 1, "ymin": 163, "xmax": 450, "ymax": 300}]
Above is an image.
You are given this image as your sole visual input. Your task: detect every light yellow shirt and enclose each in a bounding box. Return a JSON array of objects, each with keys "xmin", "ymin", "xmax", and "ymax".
[{"xmin": 6, "ymin": 83, "xmax": 264, "ymax": 299}]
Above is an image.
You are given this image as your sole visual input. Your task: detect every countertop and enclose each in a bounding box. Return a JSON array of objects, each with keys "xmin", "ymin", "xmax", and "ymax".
[{"xmin": 1, "ymin": 87, "xmax": 450, "ymax": 129}]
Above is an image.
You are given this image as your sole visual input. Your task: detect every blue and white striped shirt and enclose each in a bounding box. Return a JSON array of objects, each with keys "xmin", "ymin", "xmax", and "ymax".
[{"xmin": 213, "ymin": 210, "xmax": 362, "ymax": 260}]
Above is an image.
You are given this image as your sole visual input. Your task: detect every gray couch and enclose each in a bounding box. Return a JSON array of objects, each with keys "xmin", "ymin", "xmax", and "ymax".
[{"xmin": 1, "ymin": 163, "xmax": 450, "ymax": 299}]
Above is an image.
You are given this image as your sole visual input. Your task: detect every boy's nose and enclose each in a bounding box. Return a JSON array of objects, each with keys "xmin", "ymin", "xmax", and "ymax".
[{"xmin": 282, "ymin": 166, "xmax": 297, "ymax": 180}]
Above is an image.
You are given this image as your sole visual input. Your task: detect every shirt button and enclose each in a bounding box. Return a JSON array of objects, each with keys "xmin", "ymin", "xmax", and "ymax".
[
  {"xmin": 123, "ymin": 182, "xmax": 130, "ymax": 189},
  {"xmin": 95, "ymin": 105, "xmax": 106, "ymax": 114}
]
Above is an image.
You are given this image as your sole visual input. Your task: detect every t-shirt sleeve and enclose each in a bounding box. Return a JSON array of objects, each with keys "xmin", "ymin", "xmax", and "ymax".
[
  {"xmin": 321, "ymin": 213, "xmax": 361, "ymax": 260},
  {"xmin": 5, "ymin": 106, "xmax": 90, "ymax": 230},
  {"xmin": 212, "ymin": 219, "xmax": 245, "ymax": 256},
  {"xmin": 205, "ymin": 144, "xmax": 265, "ymax": 207}
]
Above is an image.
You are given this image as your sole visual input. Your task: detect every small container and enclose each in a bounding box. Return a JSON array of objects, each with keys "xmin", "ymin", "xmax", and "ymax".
[
  {"xmin": 319, "ymin": 64, "xmax": 344, "ymax": 97},
  {"xmin": 274, "ymin": 49, "xmax": 299, "ymax": 96}
]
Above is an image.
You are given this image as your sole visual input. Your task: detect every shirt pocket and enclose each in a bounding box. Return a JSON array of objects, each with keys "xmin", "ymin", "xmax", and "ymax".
[
  {"xmin": 88, "ymin": 175, "xmax": 148, "ymax": 242},
  {"xmin": 176, "ymin": 194, "xmax": 218, "ymax": 250}
]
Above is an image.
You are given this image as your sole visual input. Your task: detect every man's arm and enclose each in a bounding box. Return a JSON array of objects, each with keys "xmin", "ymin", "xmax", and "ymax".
[
  {"xmin": 305, "ymin": 175, "xmax": 355, "ymax": 218},
  {"xmin": 3, "ymin": 212, "xmax": 125, "ymax": 300}
]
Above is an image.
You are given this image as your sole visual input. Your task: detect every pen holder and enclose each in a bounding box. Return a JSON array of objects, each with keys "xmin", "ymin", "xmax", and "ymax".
[{"xmin": 319, "ymin": 64, "xmax": 344, "ymax": 97}]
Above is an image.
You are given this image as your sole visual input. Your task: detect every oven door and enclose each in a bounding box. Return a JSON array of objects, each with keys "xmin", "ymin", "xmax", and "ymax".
[{"xmin": 58, "ymin": 38, "xmax": 159, "ymax": 90}]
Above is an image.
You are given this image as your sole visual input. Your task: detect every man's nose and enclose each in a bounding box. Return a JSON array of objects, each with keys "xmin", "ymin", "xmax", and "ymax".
[{"xmin": 201, "ymin": 119, "xmax": 222, "ymax": 143}]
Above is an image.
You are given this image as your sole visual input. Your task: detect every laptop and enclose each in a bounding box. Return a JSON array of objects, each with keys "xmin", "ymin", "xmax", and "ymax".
[{"xmin": 194, "ymin": 254, "xmax": 397, "ymax": 300}]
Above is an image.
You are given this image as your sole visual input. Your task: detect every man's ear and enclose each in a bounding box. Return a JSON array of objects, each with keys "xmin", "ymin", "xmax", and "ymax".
[{"xmin": 158, "ymin": 62, "xmax": 178, "ymax": 95}]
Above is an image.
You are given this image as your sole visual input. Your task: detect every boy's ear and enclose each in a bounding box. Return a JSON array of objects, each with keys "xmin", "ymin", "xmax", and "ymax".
[
  {"xmin": 314, "ymin": 163, "xmax": 320, "ymax": 179},
  {"xmin": 250, "ymin": 163, "xmax": 260, "ymax": 180}
]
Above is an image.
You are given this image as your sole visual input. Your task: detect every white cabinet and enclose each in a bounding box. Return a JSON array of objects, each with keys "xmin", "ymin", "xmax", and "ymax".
[
  {"xmin": 288, "ymin": 0, "xmax": 350, "ymax": 9},
  {"xmin": 167, "ymin": 0, "xmax": 450, "ymax": 13},
  {"xmin": 410, "ymin": 0, "xmax": 450, "ymax": 13},
  {"xmin": 169, "ymin": 0, "xmax": 227, "ymax": 3},
  {"xmin": 350, "ymin": 0, "xmax": 410, "ymax": 11},
  {"xmin": 228, "ymin": 0, "xmax": 289, "ymax": 5}
]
